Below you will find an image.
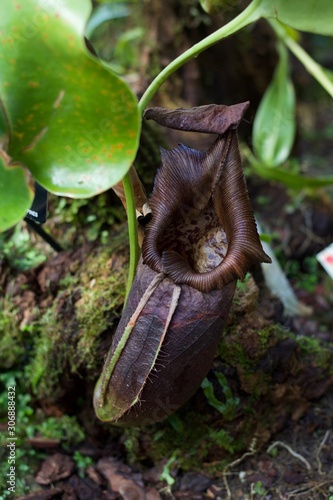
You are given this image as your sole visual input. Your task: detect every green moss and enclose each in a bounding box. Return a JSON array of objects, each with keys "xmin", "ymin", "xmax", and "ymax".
[
  {"xmin": 143, "ymin": 413, "xmax": 210, "ymax": 470},
  {"xmin": 256, "ymin": 325, "xmax": 273, "ymax": 344},
  {"xmin": 296, "ymin": 335, "xmax": 333, "ymax": 371},
  {"xmin": 25, "ymin": 308, "xmax": 70, "ymax": 398},
  {"xmin": 75, "ymin": 247, "xmax": 127, "ymax": 372},
  {"xmin": 25, "ymin": 227, "xmax": 129, "ymax": 399},
  {"xmin": 0, "ymin": 301, "xmax": 26, "ymax": 369},
  {"xmin": 221, "ymin": 323, "xmax": 288, "ymax": 370},
  {"xmin": 297, "ymin": 335, "xmax": 324, "ymax": 354},
  {"xmin": 73, "ymin": 451, "xmax": 94, "ymax": 478},
  {"xmin": 0, "ymin": 373, "xmax": 42, "ymax": 496},
  {"xmin": 219, "ymin": 322, "xmax": 294, "ymax": 399},
  {"xmin": 122, "ymin": 427, "xmax": 141, "ymax": 465},
  {"xmin": 0, "ymin": 370, "xmax": 87, "ymax": 496},
  {"xmin": 37, "ymin": 415, "xmax": 85, "ymax": 446},
  {"xmin": 218, "ymin": 336, "xmax": 250, "ymax": 372},
  {"xmin": 58, "ymin": 275, "xmax": 79, "ymax": 288},
  {"xmin": 235, "ymin": 272, "xmax": 252, "ymax": 292},
  {"xmin": 124, "ymin": 420, "xmax": 206, "ymax": 472},
  {"xmin": 0, "ymin": 445, "xmax": 41, "ymax": 497},
  {"xmin": 205, "ymin": 428, "xmax": 237, "ymax": 454},
  {"xmin": 125, "ymin": 404, "xmax": 247, "ymax": 474}
]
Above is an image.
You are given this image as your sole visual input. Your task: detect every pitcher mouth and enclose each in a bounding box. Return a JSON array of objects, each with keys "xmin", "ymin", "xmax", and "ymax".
[{"xmin": 142, "ymin": 103, "xmax": 271, "ymax": 292}]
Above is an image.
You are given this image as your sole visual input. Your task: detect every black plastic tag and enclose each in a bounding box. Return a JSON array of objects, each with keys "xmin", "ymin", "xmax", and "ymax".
[{"xmin": 26, "ymin": 182, "xmax": 48, "ymax": 223}]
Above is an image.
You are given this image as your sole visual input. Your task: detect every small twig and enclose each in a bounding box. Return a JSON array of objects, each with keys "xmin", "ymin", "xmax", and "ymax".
[
  {"xmin": 267, "ymin": 441, "xmax": 312, "ymax": 472},
  {"xmin": 222, "ymin": 438, "xmax": 257, "ymax": 498},
  {"xmin": 286, "ymin": 480, "xmax": 331, "ymax": 498},
  {"xmin": 315, "ymin": 430, "xmax": 330, "ymax": 476}
]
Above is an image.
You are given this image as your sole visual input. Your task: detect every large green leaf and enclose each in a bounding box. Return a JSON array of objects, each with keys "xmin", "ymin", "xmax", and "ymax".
[
  {"xmin": 0, "ymin": 0, "xmax": 140, "ymax": 198},
  {"xmin": 253, "ymin": 42, "xmax": 296, "ymax": 168},
  {"xmin": 0, "ymin": 151, "xmax": 34, "ymax": 232},
  {"xmin": 259, "ymin": 0, "xmax": 333, "ymax": 36}
]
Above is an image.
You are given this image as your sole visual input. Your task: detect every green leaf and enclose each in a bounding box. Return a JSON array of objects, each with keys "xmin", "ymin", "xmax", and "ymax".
[
  {"xmin": 199, "ymin": 0, "xmax": 333, "ymax": 36},
  {"xmin": 0, "ymin": 0, "xmax": 140, "ymax": 198},
  {"xmin": 259, "ymin": 0, "xmax": 333, "ymax": 36},
  {"xmin": 0, "ymin": 151, "xmax": 34, "ymax": 232},
  {"xmin": 251, "ymin": 160, "xmax": 333, "ymax": 190},
  {"xmin": 253, "ymin": 42, "xmax": 296, "ymax": 167},
  {"xmin": 269, "ymin": 20, "xmax": 333, "ymax": 98},
  {"xmin": 243, "ymin": 144, "xmax": 333, "ymax": 190},
  {"xmin": 85, "ymin": 3, "xmax": 130, "ymax": 38},
  {"xmin": 201, "ymin": 374, "xmax": 239, "ymax": 420}
]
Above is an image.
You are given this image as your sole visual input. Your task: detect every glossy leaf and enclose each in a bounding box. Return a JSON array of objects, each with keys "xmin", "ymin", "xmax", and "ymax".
[
  {"xmin": 253, "ymin": 43, "xmax": 296, "ymax": 167},
  {"xmin": 0, "ymin": 152, "xmax": 34, "ymax": 232},
  {"xmin": 259, "ymin": 0, "xmax": 333, "ymax": 36},
  {"xmin": 0, "ymin": 0, "xmax": 140, "ymax": 198}
]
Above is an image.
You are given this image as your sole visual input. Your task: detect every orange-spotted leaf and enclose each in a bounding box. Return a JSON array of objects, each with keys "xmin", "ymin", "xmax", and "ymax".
[{"xmin": 0, "ymin": 0, "xmax": 140, "ymax": 198}]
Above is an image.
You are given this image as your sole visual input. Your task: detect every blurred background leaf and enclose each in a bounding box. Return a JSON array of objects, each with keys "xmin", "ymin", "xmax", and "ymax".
[
  {"xmin": 253, "ymin": 42, "xmax": 296, "ymax": 168},
  {"xmin": 261, "ymin": 0, "xmax": 333, "ymax": 36},
  {"xmin": 86, "ymin": 1, "xmax": 145, "ymax": 74}
]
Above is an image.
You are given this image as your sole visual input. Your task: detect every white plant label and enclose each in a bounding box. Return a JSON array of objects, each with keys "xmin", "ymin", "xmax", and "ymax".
[{"xmin": 316, "ymin": 243, "xmax": 333, "ymax": 279}]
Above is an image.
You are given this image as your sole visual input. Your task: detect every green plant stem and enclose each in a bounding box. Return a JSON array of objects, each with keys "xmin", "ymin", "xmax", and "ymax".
[
  {"xmin": 122, "ymin": 172, "xmax": 140, "ymax": 304},
  {"xmin": 138, "ymin": 0, "xmax": 263, "ymax": 114},
  {"xmin": 270, "ymin": 20, "xmax": 333, "ymax": 98}
]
